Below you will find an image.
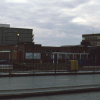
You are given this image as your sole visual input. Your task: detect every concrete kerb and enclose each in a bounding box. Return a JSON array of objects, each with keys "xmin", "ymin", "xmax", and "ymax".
[
  {"xmin": 0, "ymin": 74, "xmax": 96, "ymax": 77},
  {"xmin": 0, "ymin": 71, "xmax": 100, "ymax": 77},
  {"xmin": 1, "ymin": 85, "xmax": 100, "ymax": 99}
]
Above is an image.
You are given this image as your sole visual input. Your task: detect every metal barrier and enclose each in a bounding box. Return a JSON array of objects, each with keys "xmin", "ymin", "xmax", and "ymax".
[{"xmin": 0, "ymin": 59, "xmax": 100, "ymax": 74}]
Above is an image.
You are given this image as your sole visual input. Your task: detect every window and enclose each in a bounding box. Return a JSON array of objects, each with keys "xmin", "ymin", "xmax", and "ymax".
[
  {"xmin": 34, "ymin": 53, "xmax": 41, "ymax": 59},
  {"xmin": 82, "ymin": 37, "xmax": 85, "ymax": 40}
]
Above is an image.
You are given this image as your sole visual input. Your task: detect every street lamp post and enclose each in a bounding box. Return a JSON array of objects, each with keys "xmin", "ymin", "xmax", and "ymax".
[
  {"xmin": 17, "ymin": 33, "xmax": 19, "ymax": 63},
  {"xmin": 17, "ymin": 33, "xmax": 19, "ymax": 44}
]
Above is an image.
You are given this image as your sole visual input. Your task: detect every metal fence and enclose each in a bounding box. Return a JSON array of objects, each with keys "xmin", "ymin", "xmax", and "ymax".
[{"xmin": 0, "ymin": 59, "xmax": 100, "ymax": 74}]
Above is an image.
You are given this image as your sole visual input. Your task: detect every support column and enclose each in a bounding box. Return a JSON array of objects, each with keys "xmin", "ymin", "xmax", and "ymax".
[
  {"xmin": 66, "ymin": 54, "xmax": 67, "ymax": 59},
  {"xmin": 65, "ymin": 54, "xmax": 67, "ymax": 63},
  {"xmin": 57, "ymin": 53, "xmax": 59, "ymax": 64},
  {"xmin": 95, "ymin": 54, "xmax": 97, "ymax": 64},
  {"xmin": 53, "ymin": 54, "xmax": 54, "ymax": 64},
  {"xmin": 86, "ymin": 54, "xmax": 88, "ymax": 59},
  {"xmin": 74, "ymin": 54, "xmax": 76, "ymax": 59},
  {"xmin": 80, "ymin": 54, "xmax": 81, "ymax": 60},
  {"xmin": 73, "ymin": 53, "xmax": 74, "ymax": 59},
  {"xmin": 9, "ymin": 52, "xmax": 10, "ymax": 62}
]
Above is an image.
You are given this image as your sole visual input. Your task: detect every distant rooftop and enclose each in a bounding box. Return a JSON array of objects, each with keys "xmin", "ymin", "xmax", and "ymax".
[
  {"xmin": 0, "ymin": 24, "xmax": 10, "ymax": 28},
  {"xmin": 61, "ymin": 45, "xmax": 84, "ymax": 47},
  {"xmin": 82, "ymin": 33, "xmax": 100, "ymax": 36}
]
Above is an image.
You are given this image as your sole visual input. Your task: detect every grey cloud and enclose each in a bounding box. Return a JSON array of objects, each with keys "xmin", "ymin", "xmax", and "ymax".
[
  {"xmin": 36, "ymin": 22, "xmax": 55, "ymax": 29},
  {"xmin": 51, "ymin": 0, "xmax": 90, "ymax": 8},
  {"xmin": 35, "ymin": 33, "xmax": 82, "ymax": 46},
  {"xmin": 0, "ymin": 0, "xmax": 100, "ymax": 46}
]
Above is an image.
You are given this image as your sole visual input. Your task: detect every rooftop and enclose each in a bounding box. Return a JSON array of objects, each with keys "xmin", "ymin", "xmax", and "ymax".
[{"xmin": 82, "ymin": 33, "xmax": 100, "ymax": 36}]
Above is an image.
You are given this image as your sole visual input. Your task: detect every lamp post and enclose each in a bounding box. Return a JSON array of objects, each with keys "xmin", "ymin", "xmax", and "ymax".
[
  {"xmin": 17, "ymin": 33, "xmax": 19, "ymax": 44},
  {"xmin": 17, "ymin": 33, "xmax": 19, "ymax": 63}
]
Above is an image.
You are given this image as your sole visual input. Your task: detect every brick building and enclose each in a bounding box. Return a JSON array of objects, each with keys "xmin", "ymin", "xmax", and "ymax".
[
  {"xmin": 0, "ymin": 25, "xmax": 95, "ymax": 64},
  {"xmin": 81, "ymin": 33, "xmax": 100, "ymax": 46},
  {"xmin": 41, "ymin": 45, "xmax": 89, "ymax": 63},
  {"xmin": 0, "ymin": 43, "xmax": 89, "ymax": 64}
]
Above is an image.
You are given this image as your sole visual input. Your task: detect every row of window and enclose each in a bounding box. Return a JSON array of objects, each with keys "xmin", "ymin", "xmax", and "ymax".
[
  {"xmin": 5, "ymin": 36, "xmax": 32, "ymax": 39},
  {"xmin": 50, "ymin": 54, "xmax": 87, "ymax": 59},
  {"xmin": 5, "ymin": 38, "xmax": 32, "ymax": 42},
  {"xmin": 5, "ymin": 32, "xmax": 32, "ymax": 37},
  {"xmin": 83, "ymin": 36, "xmax": 100, "ymax": 40},
  {"xmin": 90, "ymin": 41, "xmax": 100, "ymax": 45},
  {"xmin": 84, "ymin": 36, "xmax": 97, "ymax": 40},
  {"xmin": 5, "ymin": 41, "xmax": 17, "ymax": 45},
  {"xmin": 4, "ymin": 29, "xmax": 32, "ymax": 33}
]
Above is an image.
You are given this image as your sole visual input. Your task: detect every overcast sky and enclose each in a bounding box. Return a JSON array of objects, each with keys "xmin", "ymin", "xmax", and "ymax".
[{"xmin": 0, "ymin": 0, "xmax": 100, "ymax": 46}]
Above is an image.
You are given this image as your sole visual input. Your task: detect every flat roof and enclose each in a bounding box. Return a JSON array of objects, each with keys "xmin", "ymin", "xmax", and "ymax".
[
  {"xmin": 0, "ymin": 24, "xmax": 10, "ymax": 28},
  {"xmin": 51, "ymin": 52, "xmax": 89, "ymax": 54},
  {"xmin": 0, "ymin": 26, "xmax": 33, "ymax": 30},
  {"xmin": 82, "ymin": 33, "xmax": 100, "ymax": 36},
  {"xmin": 61, "ymin": 45, "xmax": 84, "ymax": 47}
]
